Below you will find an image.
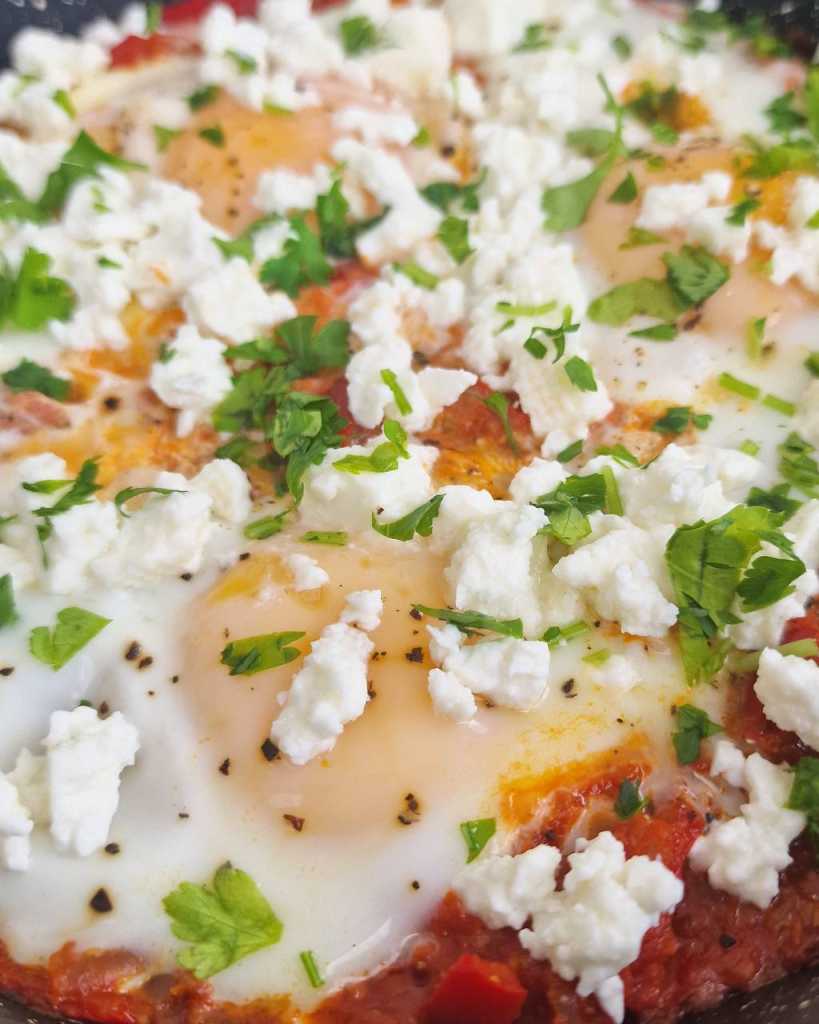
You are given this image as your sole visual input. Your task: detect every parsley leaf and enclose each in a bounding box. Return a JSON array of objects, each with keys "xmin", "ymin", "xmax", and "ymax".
[
  {"xmin": 779, "ymin": 432, "xmax": 819, "ymax": 497},
  {"xmin": 556, "ymin": 439, "xmax": 583, "ymax": 463},
  {"xmin": 483, "ymin": 391, "xmax": 518, "ymax": 452},
  {"xmin": 259, "ymin": 216, "xmax": 330, "ymax": 297},
  {"xmin": 542, "ymin": 620, "xmax": 589, "ymax": 647},
  {"xmin": 163, "ymin": 863, "xmax": 283, "ymax": 979},
  {"xmin": 339, "ymin": 15, "xmax": 379, "ymax": 55},
  {"xmin": 188, "ymin": 84, "xmax": 219, "ymax": 111},
  {"xmin": 629, "ymin": 322, "xmax": 678, "ymax": 341},
  {"xmin": 154, "ymin": 125, "xmax": 182, "ymax": 152},
  {"xmin": 663, "ymin": 245, "xmax": 730, "ymax": 306},
  {"xmin": 566, "ymin": 128, "xmax": 618, "ymax": 158},
  {"xmin": 114, "ymin": 486, "xmax": 184, "ymax": 517},
  {"xmin": 534, "ymin": 473, "xmax": 609, "ymax": 546},
  {"xmin": 380, "ymin": 368, "xmax": 412, "ymax": 415},
  {"xmin": 437, "ymin": 215, "xmax": 473, "ymax": 264},
  {"xmin": 29, "ymin": 606, "xmax": 110, "ymax": 670},
  {"xmin": 412, "ymin": 605, "xmax": 523, "ymax": 638},
  {"xmin": 225, "ymin": 49, "xmax": 257, "ymax": 74},
  {"xmin": 0, "ymin": 248, "xmax": 75, "ymax": 330},
  {"xmin": 276, "ymin": 316, "xmax": 350, "ymax": 375},
  {"xmin": 460, "ymin": 818, "xmax": 496, "ymax": 862},
  {"xmin": 38, "ymin": 131, "xmax": 144, "ymax": 217},
  {"xmin": 564, "ymin": 355, "xmax": 597, "ymax": 392},
  {"xmin": 747, "ymin": 483, "xmax": 802, "ymax": 520},
  {"xmin": 652, "ymin": 405, "xmax": 711, "ymax": 435},
  {"xmin": 372, "ymin": 494, "xmax": 444, "ymax": 541},
  {"xmin": 787, "ymin": 757, "xmax": 819, "ymax": 852},
  {"xmin": 393, "ymin": 261, "xmax": 439, "ymax": 289},
  {"xmin": 0, "ymin": 574, "xmax": 17, "ymax": 629},
  {"xmin": 300, "ymin": 531, "xmax": 347, "ymax": 545},
  {"xmin": 220, "ymin": 631, "xmax": 305, "ymax": 676},
  {"xmin": 726, "ymin": 194, "xmax": 761, "ymax": 226},
  {"xmin": 614, "ymin": 779, "xmax": 647, "ymax": 819},
  {"xmin": 2, "ymin": 359, "xmax": 70, "ymax": 399},
  {"xmin": 30, "ymin": 457, "xmax": 101, "ymax": 541},
  {"xmin": 672, "ymin": 704, "xmax": 722, "ymax": 764},
  {"xmin": 523, "ymin": 306, "xmax": 578, "ymax": 362},
  {"xmin": 334, "ymin": 420, "xmax": 409, "ymax": 475},
  {"xmin": 244, "ymin": 511, "xmax": 290, "ymax": 540},
  {"xmin": 513, "ymin": 23, "xmax": 550, "ymax": 52},
  {"xmin": 595, "ymin": 443, "xmax": 639, "ymax": 467},
  {"xmin": 420, "ymin": 170, "xmax": 485, "ymax": 214},
  {"xmin": 736, "ymin": 554, "xmax": 805, "ymax": 611},
  {"xmin": 609, "ymin": 171, "xmax": 638, "ymax": 204},
  {"xmin": 619, "ymin": 226, "xmax": 663, "ymax": 249},
  {"xmin": 198, "ymin": 125, "xmax": 225, "ymax": 147},
  {"xmin": 588, "ymin": 277, "xmax": 681, "ymax": 325},
  {"xmin": 316, "ymin": 178, "xmax": 387, "ymax": 260}
]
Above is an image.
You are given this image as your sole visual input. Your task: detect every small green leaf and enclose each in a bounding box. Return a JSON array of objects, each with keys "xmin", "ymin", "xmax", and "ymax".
[
  {"xmin": 542, "ymin": 620, "xmax": 589, "ymax": 648},
  {"xmin": 163, "ymin": 863, "xmax": 283, "ymax": 979},
  {"xmin": 805, "ymin": 352, "xmax": 819, "ymax": 377},
  {"xmin": 153, "ymin": 125, "xmax": 181, "ymax": 153},
  {"xmin": 619, "ymin": 226, "xmax": 663, "ymax": 249},
  {"xmin": 609, "ymin": 171, "xmax": 638, "ymax": 204},
  {"xmin": 2, "ymin": 359, "xmax": 70, "ymax": 399},
  {"xmin": 380, "ymin": 368, "xmax": 412, "ymax": 415},
  {"xmin": 413, "ymin": 605, "xmax": 523, "ymax": 638},
  {"xmin": 339, "ymin": 15, "xmax": 379, "ymax": 55},
  {"xmin": 188, "ymin": 84, "xmax": 220, "ymax": 111},
  {"xmin": 564, "ymin": 355, "xmax": 597, "ymax": 392},
  {"xmin": 334, "ymin": 420, "xmax": 409, "ymax": 476},
  {"xmin": 672, "ymin": 704, "xmax": 723, "ymax": 764},
  {"xmin": 614, "ymin": 779, "xmax": 647, "ymax": 819},
  {"xmin": 726, "ymin": 194, "xmax": 760, "ymax": 226},
  {"xmin": 372, "ymin": 495, "xmax": 444, "ymax": 542},
  {"xmin": 513, "ymin": 23, "xmax": 550, "ymax": 52},
  {"xmin": 259, "ymin": 217, "xmax": 330, "ymax": 297},
  {"xmin": 556, "ymin": 439, "xmax": 583, "ymax": 463},
  {"xmin": 300, "ymin": 950, "xmax": 324, "ymax": 988},
  {"xmin": 460, "ymin": 818, "xmax": 496, "ymax": 862},
  {"xmin": 199, "ymin": 125, "xmax": 225, "ymax": 147},
  {"xmin": 0, "ymin": 574, "xmax": 17, "ymax": 629},
  {"xmin": 780, "ymin": 432, "xmax": 819, "ymax": 497},
  {"xmin": 220, "ymin": 631, "xmax": 305, "ymax": 676},
  {"xmin": 392, "ymin": 261, "xmax": 439, "ymax": 289},
  {"xmin": 225, "ymin": 49, "xmax": 257, "ymax": 74},
  {"xmin": 663, "ymin": 245, "xmax": 730, "ymax": 306},
  {"xmin": 483, "ymin": 391, "xmax": 518, "ymax": 452},
  {"xmin": 629, "ymin": 322, "xmax": 677, "ymax": 341},
  {"xmin": 114, "ymin": 485, "xmax": 183, "ymax": 517},
  {"xmin": 595, "ymin": 443, "xmax": 639, "ymax": 467},
  {"xmin": 612, "ymin": 34, "xmax": 632, "ymax": 59},
  {"xmin": 38, "ymin": 131, "xmax": 145, "ymax": 216},
  {"xmin": 300, "ymin": 531, "xmax": 348, "ymax": 546},
  {"xmin": 29, "ymin": 607, "xmax": 110, "ymax": 670},
  {"xmin": 52, "ymin": 89, "xmax": 75, "ymax": 118},
  {"xmin": 244, "ymin": 511, "xmax": 290, "ymax": 540},
  {"xmin": 588, "ymin": 278, "xmax": 681, "ymax": 325},
  {"xmin": 437, "ymin": 215, "xmax": 472, "ymax": 264}
]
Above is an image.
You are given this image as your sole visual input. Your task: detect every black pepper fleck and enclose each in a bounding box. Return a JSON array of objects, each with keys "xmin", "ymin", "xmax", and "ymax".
[
  {"xmin": 719, "ymin": 934, "xmax": 736, "ymax": 949},
  {"xmin": 98, "ymin": 701, "xmax": 110, "ymax": 718},
  {"xmin": 102, "ymin": 395, "xmax": 121, "ymax": 412},
  {"xmin": 180, "ymin": 572, "xmax": 193, "ymax": 582},
  {"xmin": 104, "ymin": 842, "xmax": 120, "ymax": 855},
  {"xmin": 219, "ymin": 758, "xmax": 231, "ymax": 776},
  {"xmin": 398, "ymin": 792, "xmax": 421, "ymax": 826},
  {"xmin": 283, "ymin": 814, "xmax": 305, "ymax": 832},
  {"xmin": 238, "ymin": 552, "xmax": 250, "ymax": 561},
  {"xmin": 440, "ymin": 144, "xmax": 455, "ymax": 157},
  {"xmin": 409, "ymin": 607, "xmax": 422, "ymax": 621},
  {"xmin": 0, "ymin": 667, "xmax": 13, "ymax": 676},
  {"xmin": 410, "ymin": 880, "xmax": 420, "ymax": 890},
  {"xmin": 89, "ymin": 888, "xmax": 113, "ymax": 913},
  {"xmin": 561, "ymin": 678, "xmax": 576, "ymax": 696},
  {"xmin": 260, "ymin": 738, "xmax": 279, "ymax": 761},
  {"xmin": 405, "ymin": 647, "xmax": 423, "ymax": 663},
  {"xmin": 171, "ymin": 675, "xmax": 180, "ymax": 684},
  {"xmin": 124, "ymin": 641, "xmax": 141, "ymax": 661},
  {"xmin": 178, "ymin": 812, "xmax": 190, "ymax": 819},
  {"xmin": 138, "ymin": 656, "xmax": 153, "ymax": 670}
]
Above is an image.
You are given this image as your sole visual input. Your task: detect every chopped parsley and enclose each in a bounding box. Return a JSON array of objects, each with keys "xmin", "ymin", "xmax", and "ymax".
[
  {"xmin": 334, "ymin": 420, "xmax": 408, "ymax": 475},
  {"xmin": 629, "ymin": 322, "xmax": 677, "ymax": 341},
  {"xmin": 460, "ymin": 818, "xmax": 496, "ymax": 862},
  {"xmin": 542, "ymin": 620, "xmax": 589, "ymax": 647},
  {"xmin": 225, "ymin": 49, "xmax": 257, "ymax": 74},
  {"xmin": 611, "ymin": 34, "xmax": 633, "ymax": 59},
  {"xmin": 300, "ymin": 531, "xmax": 348, "ymax": 546},
  {"xmin": 564, "ymin": 355, "xmax": 597, "ymax": 392},
  {"xmin": 380, "ymin": 368, "xmax": 412, "ymax": 415},
  {"xmin": 392, "ymin": 261, "xmax": 439, "ymax": 290},
  {"xmin": 187, "ymin": 84, "xmax": 220, "ymax": 111},
  {"xmin": 259, "ymin": 216, "xmax": 330, "ymax": 296},
  {"xmin": 220, "ymin": 631, "xmax": 305, "ymax": 676},
  {"xmin": 596, "ymin": 443, "xmax": 639, "ymax": 467},
  {"xmin": 608, "ymin": 171, "xmax": 637, "ymax": 205},
  {"xmin": 619, "ymin": 226, "xmax": 663, "ymax": 249},
  {"xmin": 372, "ymin": 495, "xmax": 444, "ymax": 542},
  {"xmin": 198, "ymin": 125, "xmax": 225, "ymax": 147},
  {"xmin": 0, "ymin": 574, "xmax": 17, "ymax": 629},
  {"xmin": 339, "ymin": 15, "xmax": 379, "ymax": 55},
  {"xmin": 726, "ymin": 194, "xmax": 760, "ymax": 226},
  {"xmin": 805, "ymin": 352, "xmax": 819, "ymax": 377},
  {"xmin": 513, "ymin": 22, "xmax": 550, "ymax": 52},
  {"xmin": 522, "ymin": 306, "xmax": 578, "ymax": 362},
  {"xmin": 316, "ymin": 177, "xmax": 387, "ymax": 260},
  {"xmin": 779, "ymin": 432, "xmax": 819, "ymax": 497},
  {"xmin": 0, "ymin": 248, "xmax": 75, "ymax": 331},
  {"xmin": 29, "ymin": 457, "xmax": 101, "ymax": 542},
  {"xmin": 614, "ymin": 779, "xmax": 647, "ymax": 819},
  {"xmin": 420, "ymin": 169, "xmax": 485, "ymax": 214},
  {"xmin": 652, "ymin": 406, "xmax": 712, "ymax": 435},
  {"xmin": 2, "ymin": 359, "xmax": 70, "ymax": 400},
  {"xmin": 39, "ymin": 132, "xmax": 145, "ymax": 216},
  {"xmin": 412, "ymin": 606, "xmax": 524, "ymax": 638},
  {"xmin": 747, "ymin": 483, "xmax": 801, "ymax": 520},
  {"xmin": 437, "ymin": 215, "xmax": 472, "ymax": 264},
  {"xmin": 556, "ymin": 439, "xmax": 583, "ymax": 463},
  {"xmin": 482, "ymin": 391, "xmax": 518, "ymax": 452},
  {"xmin": 787, "ymin": 757, "xmax": 819, "ymax": 852},
  {"xmin": 114, "ymin": 485, "xmax": 183, "ymax": 517},
  {"xmin": 163, "ymin": 863, "xmax": 283, "ymax": 979},
  {"xmin": 719, "ymin": 372, "xmax": 760, "ymax": 400},
  {"xmin": 29, "ymin": 606, "xmax": 110, "ymax": 670},
  {"xmin": 300, "ymin": 950, "xmax": 324, "ymax": 989},
  {"xmin": 534, "ymin": 473, "xmax": 611, "ymax": 547},
  {"xmin": 243, "ymin": 511, "xmax": 290, "ymax": 540},
  {"xmin": 672, "ymin": 704, "xmax": 723, "ymax": 764},
  {"xmin": 746, "ymin": 316, "xmax": 766, "ymax": 360}
]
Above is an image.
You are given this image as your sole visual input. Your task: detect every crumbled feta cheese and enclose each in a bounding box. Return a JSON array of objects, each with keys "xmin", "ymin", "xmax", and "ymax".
[
  {"xmin": 443, "ymin": 0, "xmax": 545, "ymax": 56},
  {"xmin": 554, "ymin": 517, "xmax": 677, "ymax": 638},
  {"xmin": 270, "ymin": 622, "xmax": 373, "ymax": 765},
  {"xmin": 253, "ymin": 165, "xmax": 333, "ymax": 215},
  {"xmin": 11, "ymin": 27, "xmax": 107, "ymax": 90},
  {"xmin": 454, "ymin": 843, "xmax": 562, "ymax": 929},
  {"xmin": 445, "ymin": 503, "xmax": 551, "ymax": 638},
  {"xmin": 43, "ymin": 501, "xmax": 119, "ymax": 594},
  {"xmin": 429, "ymin": 485, "xmax": 497, "ymax": 554},
  {"xmin": 445, "ymin": 69, "xmax": 485, "ymax": 120},
  {"xmin": 427, "ymin": 668, "xmax": 477, "ymax": 722},
  {"xmin": 45, "ymin": 707, "xmax": 139, "ymax": 857},
  {"xmin": 519, "ymin": 832, "xmax": 684, "ymax": 1024},
  {"xmin": 689, "ymin": 751, "xmax": 805, "ymax": 908},
  {"xmin": 183, "ymin": 257, "xmax": 295, "ymax": 343},
  {"xmin": 285, "ymin": 553, "xmax": 329, "ymax": 592},
  {"xmin": 755, "ymin": 648, "xmax": 819, "ymax": 751},
  {"xmin": 509, "ymin": 459, "xmax": 567, "ymax": 505},
  {"xmin": 361, "ymin": 8, "xmax": 452, "ymax": 97},
  {"xmin": 427, "ymin": 624, "xmax": 551, "ymax": 711},
  {"xmin": 333, "ymin": 106, "xmax": 418, "ymax": 147},
  {"xmin": 0, "ymin": 774, "xmax": 33, "ymax": 872},
  {"xmin": 0, "ymin": 131, "xmax": 66, "ymax": 200},
  {"xmin": 340, "ymin": 589, "xmax": 383, "ymax": 632},
  {"xmin": 149, "ymin": 324, "xmax": 232, "ymax": 436},
  {"xmin": 583, "ymin": 653, "xmax": 640, "ymax": 693},
  {"xmin": 190, "ymin": 459, "xmax": 252, "ymax": 525},
  {"xmin": 709, "ymin": 738, "xmax": 747, "ymax": 789},
  {"xmin": 299, "ymin": 438, "xmax": 437, "ymax": 534},
  {"xmin": 637, "ymin": 173, "xmax": 731, "ymax": 233},
  {"xmin": 331, "ymin": 139, "xmax": 442, "ymax": 263}
]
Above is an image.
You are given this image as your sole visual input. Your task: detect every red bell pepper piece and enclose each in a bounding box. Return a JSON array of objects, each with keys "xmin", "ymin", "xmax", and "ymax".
[
  {"xmin": 162, "ymin": 0, "xmax": 257, "ymax": 24},
  {"xmin": 423, "ymin": 954, "xmax": 526, "ymax": 1024},
  {"xmin": 109, "ymin": 33, "xmax": 182, "ymax": 68}
]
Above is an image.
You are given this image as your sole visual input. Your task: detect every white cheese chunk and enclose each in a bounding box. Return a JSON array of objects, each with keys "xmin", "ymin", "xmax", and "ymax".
[
  {"xmin": 454, "ymin": 844, "xmax": 561, "ymax": 929},
  {"xmin": 333, "ymin": 106, "xmax": 418, "ymax": 147},
  {"xmin": 285, "ymin": 553, "xmax": 330, "ymax": 592},
  {"xmin": 509, "ymin": 459, "xmax": 567, "ymax": 505},
  {"xmin": 254, "ymin": 164, "xmax": 333, "ymax": 215},
  {"xmin": 340, "ymin": 589, "xmax": 383, "ymax": 632},
  {"xmin": 43, "ymin": 502, "xmax": 119, "ymax": 594},
  {"xmin": 183, "ymin": 257, "xmax": 296, "ymax": 343},
  {"xmin": 45, "ymin": 707, "xmax": 139, "ymax": 857},
  {"xmin": 299, "ymin": 438, "xmax": 437, "ymax": 534},
  {"xmin": 709, "ymin": 738, "xmax": 747, "ymax": 789},
  {"xmin": 689, "ymin": 751, "xmax": 805, "ymax": 909},
  {"xmin": 149, "ymin": 324, "xmax": 232, "ymax": 437},
  {"xmin": 427, "ymin": 669, "xmax": 477, "ymax": 723},
  {"xmin": 443, "ymin": 0, "xmax": 545, "ymax": 56},
  {"xmin": 269, "ymin": 622, "xmax": 373, "ymax": 765},
  {"xmin": 755, "ymin": 648, "xmax": 819, "ymax": 751},
  {"xmin": 191, "ymin": 459, "xmax": 252, "ymax": 525},
  {"xmin": 0, "ymin": 774, "xmax": 33, "ymax": 872},
  {"xmin": 361, "ymin": 9, "xmax": 452, "ymax": 97},
  {"xmin": 427, "ymin": 624, "xmax": 551, "ymax": 712}
]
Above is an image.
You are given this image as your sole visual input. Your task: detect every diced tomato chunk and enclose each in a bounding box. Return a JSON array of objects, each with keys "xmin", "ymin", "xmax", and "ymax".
[
  {"xmin": 162, "ymin": 0, "xmax": 257, "ymax": 24},
  {"xmin": 422, "ymin": 953, "xmax": 526, "ymax": 1024},
  {"xmin": 783, "ymin": 600, "xmax": 819, "ymax": 658},
  {"xmin": 311, "ymin": 0, "xmax": 347, "ymax": 9},
  {"xmin": 109, "ymin": 33, "xmax": 185, "ymax": 68}
]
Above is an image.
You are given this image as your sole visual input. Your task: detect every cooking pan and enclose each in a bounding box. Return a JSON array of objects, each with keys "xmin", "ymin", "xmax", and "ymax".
[{"xmin": 0, "ymin": 0, "xmax": 818, "ymax": 1021}]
